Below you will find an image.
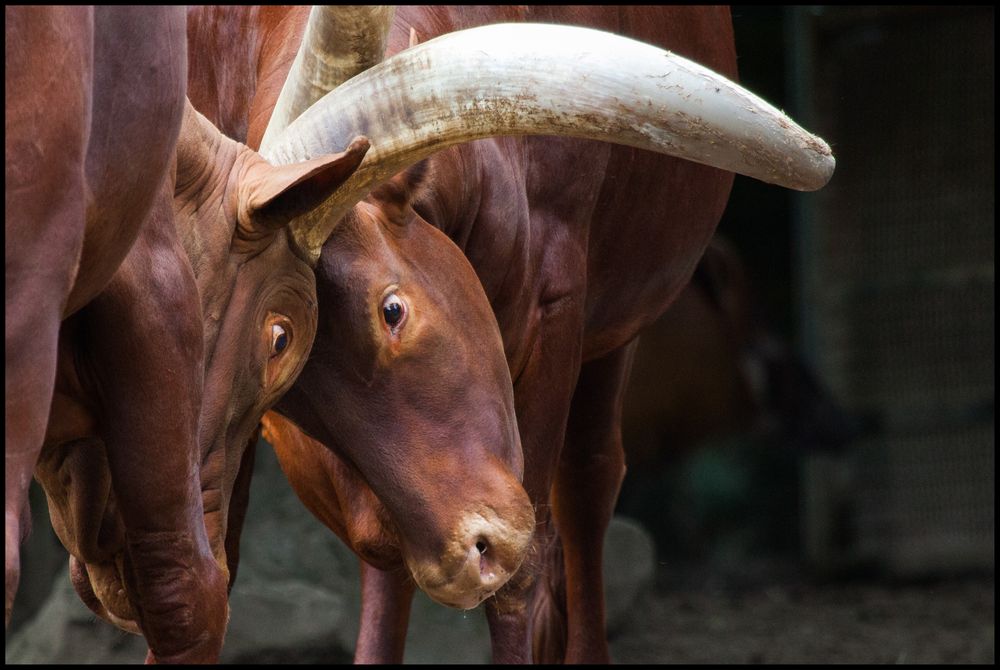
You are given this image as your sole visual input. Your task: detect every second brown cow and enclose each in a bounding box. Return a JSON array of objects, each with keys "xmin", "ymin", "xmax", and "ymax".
[{"xmin": 187, "ymin": 5, "xmax": 834, "ymax": 663}]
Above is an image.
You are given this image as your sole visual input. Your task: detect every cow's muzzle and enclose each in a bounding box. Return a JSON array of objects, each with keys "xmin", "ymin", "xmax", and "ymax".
[{"xmin": 405, "ymin": 490, "xmax": 535, "ymax": 610}]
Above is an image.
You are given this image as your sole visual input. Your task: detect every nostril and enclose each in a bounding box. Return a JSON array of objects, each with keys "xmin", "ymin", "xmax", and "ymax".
[{"xmin": 476, "ymin": 538, "xmax": 497, "ymax": 583}]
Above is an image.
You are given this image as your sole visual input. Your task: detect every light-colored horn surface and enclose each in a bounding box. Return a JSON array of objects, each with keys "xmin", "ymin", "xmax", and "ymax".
[
  {"xmin": 259, "ymin": 6, "xmax": 395, "ymax": 153},
  {"xmin": 265, "ymin": 23, "xmax": 835, "ymax": 263}
]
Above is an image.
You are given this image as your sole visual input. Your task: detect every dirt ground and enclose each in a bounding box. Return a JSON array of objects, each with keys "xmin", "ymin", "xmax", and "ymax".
[{"xmin": 608, "ymin": 563, "xmax": 994, "ymax": 664}]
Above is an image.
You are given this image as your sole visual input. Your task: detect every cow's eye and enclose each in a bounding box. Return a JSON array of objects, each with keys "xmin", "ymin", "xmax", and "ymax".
[
  {"xmin": 271, "ymin": 323, "xmax": 289, "ymax": 356},
  {"xmin": 382, "ymin": 293, "xmax": 406, "ymax": 330}
]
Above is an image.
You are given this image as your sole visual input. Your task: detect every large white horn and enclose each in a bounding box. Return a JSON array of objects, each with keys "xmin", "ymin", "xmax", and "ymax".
[
  {"xmin": 259, "ymin": 6, "xmax": 394, "ymax": 153},
  {"xmin": 266, "ymin": 23, "xmax": 835, "ymax": 264}
]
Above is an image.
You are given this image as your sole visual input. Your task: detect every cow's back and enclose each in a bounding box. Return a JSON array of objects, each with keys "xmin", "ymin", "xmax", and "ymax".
[
  {"xmin": 581, "ymin": 7, "xmax": 736, "ymax": 360},
  {"xmin": 390, "ymin": 7, "xmax": 737, "ymax": 362}
]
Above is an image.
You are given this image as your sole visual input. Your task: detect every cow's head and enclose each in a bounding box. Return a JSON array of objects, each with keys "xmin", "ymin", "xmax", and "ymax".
[
  {"xmin": 173, "ymin": 100, "xmax": 370, "ymax": 571},
  {"xmin": 62, "ymin": 100, "xmax": 369, "ymax": 632},
  {"xmin": 275, "ymin": 165, "xmax": 534, "ymax": 609},
  {"xmin": 262, "ymin": 20, "xmax": 834, "ymax": 610}
]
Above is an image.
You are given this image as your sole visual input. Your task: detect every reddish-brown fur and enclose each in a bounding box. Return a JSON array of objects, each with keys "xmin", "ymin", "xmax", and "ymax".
[
  {"xmin": 7, "ymin": 6, "xmax": 367, "ymax": 661},
  {"xmin": 187, "ymin": 5, "xmax": 738, "ymax": 663},
  {"xmin": 4, "ymin": 8, "xmax": 213, "ymax": 659},
  {"xmin": 260, "ymin": 236, "xmax": 760, "ymax": 662}
]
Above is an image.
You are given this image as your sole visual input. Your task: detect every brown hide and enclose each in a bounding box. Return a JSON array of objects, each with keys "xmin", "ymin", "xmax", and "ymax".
[
  {"xmin": 299, "ymin": 7, "xmax": 733, "ymax": 663},
  {"xmin": 3, "ymin": 8, "xmax": 219, "ymax": 659},
  {"xmin": 188, "ymin": 5, "xmax": 742, "ymax": 663},
  {"xmin": 186, "ymin": 6, "xmax": 308, "ymax": 151},
  {"xmin": 7, "ymin": 6, "xmax": 369, "ymax": 662},
  {"xmin": 32, "ymin": 106, "xmax": 365, "ymax": 660}
]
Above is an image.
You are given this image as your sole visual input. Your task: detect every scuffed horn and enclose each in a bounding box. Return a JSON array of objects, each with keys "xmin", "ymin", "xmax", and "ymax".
[
  {"xmin": 265, "ymin": 23, "xmax": 835, "ymax": 264},
  {"xmin": 259, "ymin": 6, "xmax": 395, "ymax": 153}
]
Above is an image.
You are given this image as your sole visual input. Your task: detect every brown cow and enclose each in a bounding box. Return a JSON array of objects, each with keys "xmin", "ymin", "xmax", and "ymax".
[
  {"xmin": 257, "ymin": 235, "xmax": 851, "ymax": 663},
  {"xmin": 186, "ymin": 5, "xmax": 833, "ymax": 663},
  {"xmin": 5, "ymin": 5, "xmax": 199, "ymax": 653},
  {"xmin": 6, "ymin": 6, "xmax": 368, "ymax": 662}
]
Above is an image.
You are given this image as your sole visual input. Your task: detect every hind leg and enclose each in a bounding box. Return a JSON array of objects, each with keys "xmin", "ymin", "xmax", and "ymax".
[
  {"xmin": 5, "ymin": 5, "xmax": 94, "ymax": 628},
  {"xmin": 552, "ymin": 339, "xmax": 638, "ymax": 663}
]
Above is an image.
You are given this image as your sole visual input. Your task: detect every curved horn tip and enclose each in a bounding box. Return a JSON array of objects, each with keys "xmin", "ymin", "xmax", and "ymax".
[
  {"xmin": 814, "ymin": 157, "xmax": 837, "ymax": 191},
  {"xmin": 272, "ymin": 23, "xmax": 841, "ymax": 205},
  {"xmin": 799, "ymin": 152, "xmax": 836, "ymax": 192}
]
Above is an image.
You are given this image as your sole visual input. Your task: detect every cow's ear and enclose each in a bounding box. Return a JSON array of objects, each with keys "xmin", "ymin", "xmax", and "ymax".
[
  {"xmin": 366, "ymin": 159, "xmax": 431, "ymax": 226},
  {"xmin": 242, "ymin": 137, "xmax": 369, "ymax": 232}
]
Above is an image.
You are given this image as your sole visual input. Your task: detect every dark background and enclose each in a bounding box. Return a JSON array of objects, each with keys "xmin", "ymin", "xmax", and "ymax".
[{"xmin": 620, "ymin": 4, "xmax": 994, "ymax": 581}]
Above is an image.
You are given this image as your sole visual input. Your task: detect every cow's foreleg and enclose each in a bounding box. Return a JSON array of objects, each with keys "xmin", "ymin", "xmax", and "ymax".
[
  {"xmin": 552, "ymin": 339, "xmax": 638, "ymax": 663},
  {"xmin": 354, "ymin": 561, "xmax": 415, "ymax": 663},
  {"xmin": 85, "ymin": 188, "xmax": 227, "ymax": 663},
  {"xmin": 485, "ymin": 293, "xmax": 585, "ymax": 663}
]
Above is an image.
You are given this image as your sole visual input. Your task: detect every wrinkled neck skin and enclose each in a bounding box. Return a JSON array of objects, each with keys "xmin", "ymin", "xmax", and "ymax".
[
  {"xmin": 172, "ymin": 103, "xmax": 318, "ymax": 569},
  {"xmin": 175, "ymin": 102, "xmax": 246, "ymax": 362}
]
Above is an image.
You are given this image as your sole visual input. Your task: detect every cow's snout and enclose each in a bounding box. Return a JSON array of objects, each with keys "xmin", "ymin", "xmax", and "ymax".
[
  {"xmin": 452, "ymin": 511, "xmax": 527, "ymax": 598},
  {"xmin": 406, "ymin": 487, "xmax": 534, "ymax": 610}
]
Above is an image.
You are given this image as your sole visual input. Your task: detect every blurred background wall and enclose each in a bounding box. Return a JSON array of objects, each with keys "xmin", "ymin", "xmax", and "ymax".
[
  {"xmin": 791, "ymin": 5, "xmax": 994, "ymax": 577},
  {"xmin": 617, "ymin": 4, "xmax": 994, "ymax": 582}
]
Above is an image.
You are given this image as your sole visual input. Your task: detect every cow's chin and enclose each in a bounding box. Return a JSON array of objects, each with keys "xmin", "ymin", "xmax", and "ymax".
[
  {"xmin": 70, "ymin": 555, "xmax": 142, "ymax": 635},
  {"xmin": 408, "ymin": 558, "xmax": 502, "ymax": 611}
]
